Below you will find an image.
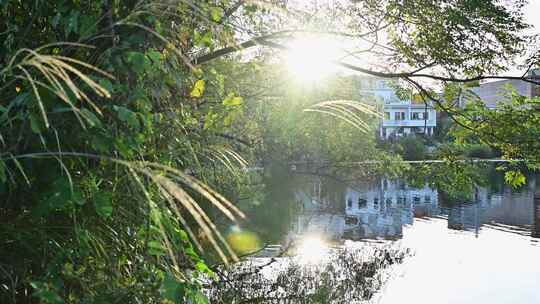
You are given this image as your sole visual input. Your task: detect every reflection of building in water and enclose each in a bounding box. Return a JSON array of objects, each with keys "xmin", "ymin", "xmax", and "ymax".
[
  {"xmin": 482, "ymin": 178, "xmax": 535, "ymax": 227},
  {"xmin": 293, "ymin": 213, "xmax": 345, "ymax": 240},
  {"xmin": 292, "ymin": 175, "xmax": 540, "ymax": 241},
  {"xmin": 446, "ymin": 204, "xmax": 480, "ymax": 235},
  {"xmin": 443, "ymin": 179, "xmax": 538, "ymax": 235},
  {"xmin": 292, "ymin": 180, "xmax": 346, "ymax": 240},
  {"xmin": 344, "ymin": 179, "xmax": 438, "ymax": 240}
]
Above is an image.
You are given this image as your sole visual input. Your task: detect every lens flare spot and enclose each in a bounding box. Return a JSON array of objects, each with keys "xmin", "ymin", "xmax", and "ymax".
[{"xmin": 226, "ymin": 228, "xmax": 261, "ymax": 255}]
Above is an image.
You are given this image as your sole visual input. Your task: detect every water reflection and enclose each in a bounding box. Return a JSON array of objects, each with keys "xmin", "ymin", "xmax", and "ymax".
[
  {"xmin": 219, "ymin": 168, "xmax": 540, "ymax": 303},
  {"xmin": 291, "ymin": 174, "xmax": 540, "ymax": 243},
  {"xmin": 295, "ymin": 235, "xmax": 328, "ymax": 264}
]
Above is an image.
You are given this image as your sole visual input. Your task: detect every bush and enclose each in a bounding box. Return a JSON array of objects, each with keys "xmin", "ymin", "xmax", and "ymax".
[
  {"xmin": 397, "ymin": 136, "xmax": 427, "ymax": 161},
  {"xmin": 464, "ymin": 144, "xmax": 496, "ymax": 159}
]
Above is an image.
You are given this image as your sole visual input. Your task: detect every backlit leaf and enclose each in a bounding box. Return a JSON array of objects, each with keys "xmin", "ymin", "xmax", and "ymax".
[
  {"xmin": 222, "ymin": 95, "xmax": 243, "ymax": 106},
  {"xmin": 190, "ymin": 80, "xmax": 205, "ymax": 98}
]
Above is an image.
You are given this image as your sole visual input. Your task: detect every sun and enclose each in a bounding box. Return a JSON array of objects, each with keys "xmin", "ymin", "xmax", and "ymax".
[{"xmin": 284, "ymin": 35, "xmax": 342, "ymax": 82}]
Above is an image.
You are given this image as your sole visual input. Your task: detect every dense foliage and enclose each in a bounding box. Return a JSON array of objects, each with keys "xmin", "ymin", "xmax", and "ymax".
[
  {"xmin": 1, "ymin": 1, "xmax": 257, "ymax": 302},
  {"xmin": 1, "ymin": 0, "xmax": 538, "ymax": 303}
]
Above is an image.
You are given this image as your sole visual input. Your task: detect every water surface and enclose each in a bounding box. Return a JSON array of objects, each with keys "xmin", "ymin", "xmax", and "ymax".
[{"xmin": 235, "ymin": 167, "xmax": 540, "ymax": 303}]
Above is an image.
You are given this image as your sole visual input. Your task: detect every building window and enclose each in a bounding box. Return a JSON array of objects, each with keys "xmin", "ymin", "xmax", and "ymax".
[
  {"xmin": 358, "ymin": 198, "xmax": 367, "ymax": 208},
  {"xmin": 347, "ymin": 198, "xmax": 352, "ymax": 208},
  {"xmin": 411, "ymin": 112, "xmax": 429, "ymax": 120},
  {"xmin": 345, "ymin": 217, "xmax": 358, "ymax": 225},
  {"xmin": 394, "ymin": 112, "xmax": 406, "ymax": 120},
  {"xmin": 384, "ymin": 112, "xmax": 390, "ymax": 119}
]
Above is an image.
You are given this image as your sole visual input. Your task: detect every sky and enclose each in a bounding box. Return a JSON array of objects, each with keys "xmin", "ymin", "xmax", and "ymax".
[
  {"xmin": 282, "ymin": 0, "xmax": 540, "ymax": 80},
  {"xmin": 506, "ymin": 0, "xmax": 539, "ymax": 76},
  {"xmin": 525, "ymin": 0, "xmax": 540, "ymax": 32}
]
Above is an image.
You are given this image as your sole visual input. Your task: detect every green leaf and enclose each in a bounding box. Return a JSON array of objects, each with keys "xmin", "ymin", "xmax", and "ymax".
[
  {"xmin": 47, "ymin": 178, "xmax": 73, "ymax": 209},
  {"xmin": 201, "ymin": 32, "xmax": 213, "ymax": 48},
  {"xmin": 203, "ymin": 111, "xmax": 218, "ymax": 130},
  {"xmin": 125, "ymin": 51, "xmax": 148, "ymax": 74},
  {"xmin": 31, "ymin": 282, "xmax": 64, "ymax": 304},
  {"xmin": 114, "ymin": 106, "xmax": 140, "ymax": 129},
  {"xmin": 148, "ymin": 240, "xmax": 166, "ymax": 256},
  {"xmin": 114, "ymin": 139, "xmax": 134, "ymax": 158},
  {"xmin": 178, "ymin": 229, "xmax": 189, "ymax": 242},
  {"xmin": 160, "ymin": 273, "xmax": 182, "ymax": 301},
  {"xmin": 195, "ymin": 261, "xmax": 211, "ymax": 274},
  {"xmin": 194, "ymin": 31, "xmax": 213, "ymax": 48},
  {"xmin": 93, "ymin": 192, "xmax": 113, "ymax": 218},
  {"xmin": 190, "ymin": 80, "xmax": 205, "ymax": 98},
  {"xmin": 191, "ymin": 290, "xmax": 209, "ymax": 304},
  {"xmin": 80, "ymin": 108, "xmax": 102, "ymax": 128},
  {"xmin": 29, "ymin": 113, "xmax": 42, "ymax": 134},
  {"xmin": 0, "ymin": 160, "xmax": 6, "ymax": 183},
  {"xmin": 71, "ymin": 188, "xmax": 84, "ymax": 206},
  {"xmin": 210, "ymin": 7, "xmax": 223, "ymax": 22},
  {"xmin": 504, "ymin": 170, "xmax": 526, "ymax": 188},
  {"xmin": 147, "ymin": 50, "xmax": 162, "ymax": 63},
  {"xmin": 223, "ymin": 95, "xmax": 243, "ymax": 106},
  {"xmin": 98, "ymin": 78, "xmax": 113, "ymax": 94}
]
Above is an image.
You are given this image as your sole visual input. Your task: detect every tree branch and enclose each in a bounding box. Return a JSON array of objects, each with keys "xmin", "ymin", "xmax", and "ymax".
[
  {"xmin": 194, "ymin": 31, "xmax": 540, "ymax": 87},
  {"xmin": 194, "ymin": 34, "xmax": 287, "ymax": 64},
  {"xmin": 219, "ymin": 0, "xmax": 245, "ymax": 24}
]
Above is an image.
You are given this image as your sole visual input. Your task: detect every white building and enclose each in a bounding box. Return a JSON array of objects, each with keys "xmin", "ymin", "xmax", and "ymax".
[
  {"xmin": 380, "ymin": 102, "xmax": 437, "ymax": 139},
  {"xmin": 357, "ymin": 77, "xmax": 437, "ymax": 139}
]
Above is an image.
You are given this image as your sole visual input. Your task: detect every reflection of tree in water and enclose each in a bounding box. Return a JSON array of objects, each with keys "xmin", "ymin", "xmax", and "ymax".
[
  {"xmin": 207, "ymin": 245, "xmax": 410, "ymax": 303},
  {"xmin": 246, "ymin": 164, "xmax": 299, "ymax": 244},
  {"xmin": 245, "ymin": 166, "xmax": 349, "ymax": 245}
]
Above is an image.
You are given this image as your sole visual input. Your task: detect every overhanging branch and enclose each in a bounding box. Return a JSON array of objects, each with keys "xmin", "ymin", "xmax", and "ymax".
[{"xmin": 193, "ymin": 33, "xmax": 540, "ymax": 85}]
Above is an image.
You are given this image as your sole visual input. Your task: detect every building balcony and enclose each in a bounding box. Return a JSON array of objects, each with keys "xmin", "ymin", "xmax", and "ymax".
[{"xmin": 382, "ymin": 119, "xmax": 436, "ymax": 127}]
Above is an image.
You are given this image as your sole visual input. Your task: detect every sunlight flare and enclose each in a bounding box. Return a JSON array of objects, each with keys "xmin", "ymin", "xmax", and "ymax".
[
  {"xmin": 284, "ymin": 35, "xmax": 342, "ymax": 82},
  {"xmin": 296, "ymin": 235, "xmax": 329, "ymax": 264}
]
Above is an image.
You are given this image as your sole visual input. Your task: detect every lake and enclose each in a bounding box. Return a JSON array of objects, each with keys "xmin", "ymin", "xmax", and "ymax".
[{"xmin": 209, "ymin": 165, "xmax": 540, "ymax": 303}]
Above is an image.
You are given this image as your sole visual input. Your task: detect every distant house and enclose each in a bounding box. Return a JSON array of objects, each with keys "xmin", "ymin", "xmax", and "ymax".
[
  {"xmin": 466, "ymin": 69, "xmax": 540, "ymax": 109},
  {"xmin": 357, "ymin": 77, "xmax": 437, "ymax": 139}
]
